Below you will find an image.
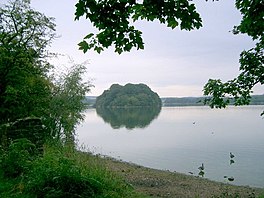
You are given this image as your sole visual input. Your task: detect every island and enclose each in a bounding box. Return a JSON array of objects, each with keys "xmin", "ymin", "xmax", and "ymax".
[{"xmin": 95, "ymin": 83, "xmax": 162, "ymax": 108}]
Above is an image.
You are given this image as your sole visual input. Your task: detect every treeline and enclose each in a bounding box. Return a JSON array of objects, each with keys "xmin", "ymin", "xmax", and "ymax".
[
  {"xmin": 162, "ymin": 95, "xmax": 264, "ymax": 107},
  {"xmin": 162, "ymin": 97, "xmax": 204, "ymax": 107},
  {"xmin": 249, "ymin": 95, "xmax": 264, "ymax": 105}
]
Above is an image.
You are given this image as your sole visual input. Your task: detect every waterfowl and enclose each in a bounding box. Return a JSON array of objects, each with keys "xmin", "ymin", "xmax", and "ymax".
[
  {"xmin": 230, "ymin": 152, "xmax": 235, "ymax": 158},
  {"xmin": 198, "ymin": 163, "xmax": 204, "ymax": 171},
  {"xmin": 228, "ymin": 177, "xmax": 235, "ymax": 181}
]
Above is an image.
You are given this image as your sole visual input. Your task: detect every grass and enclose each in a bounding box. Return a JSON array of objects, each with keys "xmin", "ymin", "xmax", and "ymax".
[{"xmin": 0, "ymin": 139, "xmax": 145, "ymax": 198}]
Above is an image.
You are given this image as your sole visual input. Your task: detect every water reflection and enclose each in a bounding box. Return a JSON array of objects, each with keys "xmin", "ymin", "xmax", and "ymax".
[{"xmin": 96, "ymin": 106, "xmax": 161, "ymax": 130}]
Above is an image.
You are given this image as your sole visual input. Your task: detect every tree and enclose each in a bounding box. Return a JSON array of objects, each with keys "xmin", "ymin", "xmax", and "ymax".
[
  {"xmin": 75, "ymin": 0, "xmax": 263, "ymax": 113},
  {"xmin": 203, "ymin": 0, "xmax": 264, "ymax": 114},
  {"xmin": 0, "ymin": 0, "xmax": 56, "ymax": 124},
  {"xmin": 47, "ymin": 63, "xmax": 93, "ymax": 142},
  {"xmin": 0, "ymin": 0, "xmax": 93, "ymax": 145},
  {"xmin": 75, "ymin": 0, "xmax": 202, "ymax": 54}
]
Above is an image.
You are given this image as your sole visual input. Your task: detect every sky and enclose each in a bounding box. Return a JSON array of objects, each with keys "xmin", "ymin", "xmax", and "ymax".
[{"xmin": 3, "ymin": 0, "xmax": 264, "ymax": 97}]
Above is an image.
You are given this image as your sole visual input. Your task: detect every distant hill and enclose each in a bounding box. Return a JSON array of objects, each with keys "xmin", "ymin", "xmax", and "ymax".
[
  {"xmin": 162, "ymin": 95, "xmax": 264, "ymax": 107},
  {"xmin": 162, "ymin": 97, "xmax": 204, "ymax": 106},
  {"xmin": 85, "ymin": 94, "xmax": 264, "ymax": 107},
  {"xmin": 249, "ymin": 95, "xmax": 264, "ymax": 105}
]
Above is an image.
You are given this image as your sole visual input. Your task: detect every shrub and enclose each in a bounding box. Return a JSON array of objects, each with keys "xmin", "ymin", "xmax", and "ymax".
[
  {"xmin": 23, "ymin": 143, "xmax": 142, "ymax": 198},
  {"xmin": 25, "ymin": 150, "xmax": 101, "ymax": 197},
  {"xmin": 0, "ymin": 141, "xmax": 143, "ymax": 197},
  {"xmin": 0, "ymin": 138, "xmax": 37, "ymax": 178}
]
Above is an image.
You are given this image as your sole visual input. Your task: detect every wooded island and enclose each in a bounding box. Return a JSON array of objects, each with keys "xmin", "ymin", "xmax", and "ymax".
[{"xmin": 95, "ymin": 83, "xmax": 162, "ymax": 108}]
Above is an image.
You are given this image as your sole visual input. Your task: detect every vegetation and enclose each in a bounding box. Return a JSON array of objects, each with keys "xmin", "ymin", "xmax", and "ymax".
[
  {"xmin": 203, "ymin": 0, "xmax": 263, "ymax": 111},
  {"xmin": 0, "ymin": 0, "xmax": 55, "ymax": 125},
  {"xmin": 162, "ymin": 97, "xmax": 204, "ymax": 107},
  {"xmin": 96, "ymin": 83, "xmax": 162, "ymax": 108},
  {"xmin": 0, "ymin": 0, "xmax": 92, "ymax": 145},
  {"xmin": 75, "ymin": 0, "xmax": 202, "ymax": 54},
  {"xmin": 0, "ymin": 140, "xmax": 144, "ymax": 198},
  {"xmin": 162, "ymin": 95, "xmax": 264, "ymax": 107}
]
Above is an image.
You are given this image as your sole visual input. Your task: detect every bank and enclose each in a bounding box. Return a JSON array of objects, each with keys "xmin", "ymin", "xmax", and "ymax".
[{"xmin": 100, "ymin": 155, "xmax": 264, "ymax": 198}]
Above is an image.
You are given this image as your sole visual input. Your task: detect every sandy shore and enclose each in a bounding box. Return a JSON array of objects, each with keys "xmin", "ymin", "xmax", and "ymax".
[{"xmin": 101, "ymin": 157, "xmax": 264, "ymax": 198}]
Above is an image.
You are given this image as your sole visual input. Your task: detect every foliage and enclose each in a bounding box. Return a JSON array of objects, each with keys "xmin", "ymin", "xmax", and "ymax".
[
  {"xmin": 75, "ymin": 0, "xmax": 202, "ymax": 54},
  {"xmin": 25, "ymin": 145, "xmax": 101, "ymax": 197},
  {"xmin": 162, "ymin": 97, "xmax": 204, "ymax": 106},
  {"xmin": 203, "ymin": 0, "xmax": 264, "ymax": 111},
  {"xmin": 0, "ymin": 142, "xmax": 144, "ymax": 198},
  {"xmin": 46, "ymin": 63, "xmax": 93, "ymax": 142},
  {"xmin": 96, "ymin": 83, "xmax": 162, "ymax": 108},
  {"xmin": 0, "ymin": 138, "xmax": 37, "ymax": 178},
  {"xmin": 0, "ymin": 0, "xmax": 56, "ymax": 124},
  {"xmin": 0, "ymin": 117, "xmax": 48, "ymax": 152},
  {"xmin": 0, "ymin": 0, "xmax": 92, "ymax": 145}
]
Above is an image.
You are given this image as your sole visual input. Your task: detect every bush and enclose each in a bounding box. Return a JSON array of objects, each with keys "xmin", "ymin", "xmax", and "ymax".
[
  {"xmin": 0, "ymin": 141, "xmax": 143, "ymax": 197},
  {"xmin": 23, "ymin": 143, "xmax": 142, "ymax": 198},
  {"xmin": 0, "ymin": 138, "xmax": 37, "ymax": 178},
  {"xmin": 25, "ymin": 149, "xmax": 101, "ymax": 197}
]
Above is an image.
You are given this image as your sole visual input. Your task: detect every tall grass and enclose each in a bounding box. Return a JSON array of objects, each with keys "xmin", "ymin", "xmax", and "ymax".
[{"xmin": 0, "ymin": 139, "xmax": 145, "ymax": 198}]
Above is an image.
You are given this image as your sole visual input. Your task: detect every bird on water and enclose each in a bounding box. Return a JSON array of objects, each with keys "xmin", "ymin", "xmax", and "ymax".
[
  {"xmin": 230, "ymin": 152, "xmax": 235, "ymax": 158},
  {"xmin": 198, "ymin": 163, "xmax": 204, "ymax": 171}
]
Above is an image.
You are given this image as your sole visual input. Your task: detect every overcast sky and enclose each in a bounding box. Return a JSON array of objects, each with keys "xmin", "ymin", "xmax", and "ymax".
[{"xmin": 5, "ymin": 0, "xmax": 264, "ymax": 97}]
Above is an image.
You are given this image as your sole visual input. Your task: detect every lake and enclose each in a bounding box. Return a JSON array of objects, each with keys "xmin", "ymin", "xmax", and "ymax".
[{"xmin": 76, "ymin": 106, "xmax": 264, "ymax": 188}]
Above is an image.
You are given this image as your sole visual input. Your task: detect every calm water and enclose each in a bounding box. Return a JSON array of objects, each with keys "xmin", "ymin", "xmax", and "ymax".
[{"xmin": 76, "ymin": 106, "xmax": 264, "ymax": 188}]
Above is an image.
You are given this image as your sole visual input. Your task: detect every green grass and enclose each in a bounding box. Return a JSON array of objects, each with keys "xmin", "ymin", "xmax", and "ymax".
[{"xmin": 0, "ymin": 139, "xmax": 145, "ymax": 198}]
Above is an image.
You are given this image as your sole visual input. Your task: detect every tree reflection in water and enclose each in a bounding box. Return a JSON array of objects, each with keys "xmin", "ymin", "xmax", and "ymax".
[{"xmin": 96, "ymin": 106, "xmax": 161, "ymax": 130}]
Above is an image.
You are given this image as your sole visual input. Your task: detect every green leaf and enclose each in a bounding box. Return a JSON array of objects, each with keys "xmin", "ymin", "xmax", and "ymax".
[
  {"xmin": 84, "ymin": 33, "xmax": 94, "ymax": 40},
  {"xmin": 94, "ymin": 46, "xmax": 103, "ymax": 54},
  {"xmin": 168, "ymin": 18, "xmax": 178, "ymax": 29},
  {"xmin": 74, "ymin": 1, "xmax": 85, "ymax": 20},
  {"xmin": 115, "ymin": 48, "xmax": 123, "ymax": 54},
  {"xmin": 78, "ymin": 41, "xmax": 89, "ymax": 53}
]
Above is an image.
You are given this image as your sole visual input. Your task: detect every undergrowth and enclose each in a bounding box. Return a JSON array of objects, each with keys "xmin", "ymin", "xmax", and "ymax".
[{"xmin": 0, "ymin": 139, "xmax": 144, "ymax": 198}]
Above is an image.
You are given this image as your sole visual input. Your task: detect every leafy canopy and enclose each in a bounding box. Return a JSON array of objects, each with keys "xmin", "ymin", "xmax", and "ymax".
[{"xmin": 75, "ymin": 0, "xmax": 202, "ymax": 54}]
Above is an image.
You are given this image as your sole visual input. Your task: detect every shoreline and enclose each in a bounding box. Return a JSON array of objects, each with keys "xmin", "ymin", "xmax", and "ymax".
[{"xmin": 99, "ymin": 156, "xmax": 264, "ymax": 198}]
